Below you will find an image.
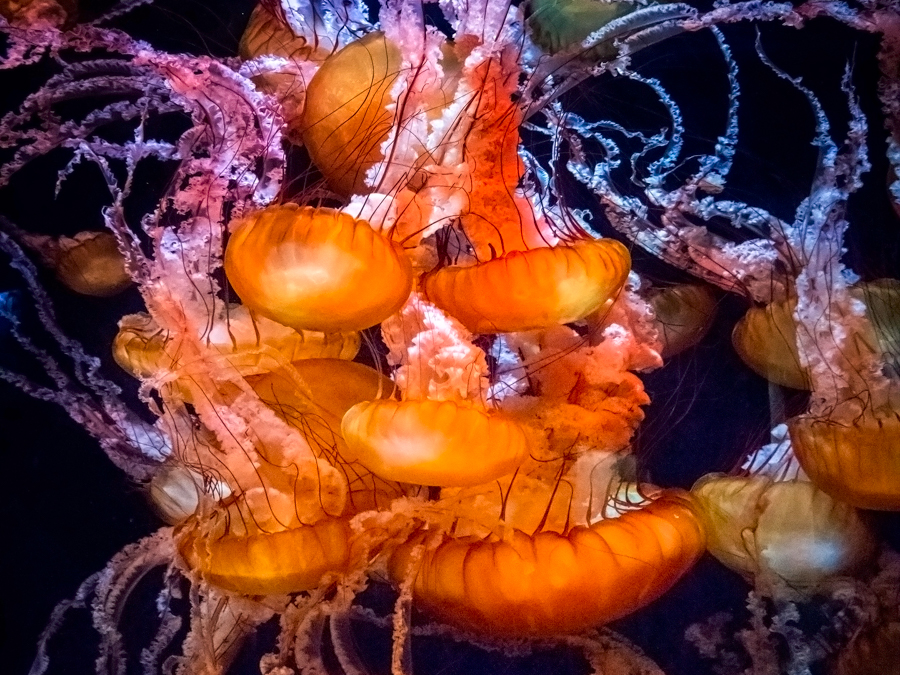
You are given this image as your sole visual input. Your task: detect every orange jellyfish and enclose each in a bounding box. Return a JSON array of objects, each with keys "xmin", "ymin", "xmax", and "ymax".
[
  {"xmin": 731, "ymin": 297, "xmax": 812, "ymax": 390},
  {"xmin": 646, "ymin": 283, "xmax": 718, "ymax": 359},
  {"xmin": 788, "ymin": 409, "xmax": 900, "ymax": 511},
  {"xmin": 17, "ymin": 230, "xmax": 132, "ymax": 297},
  {"xmin": 113, "ymin": 304, "xmax": 360, "ymax": 382},
  {"xmin": 732, "ymin": 279, "xmax": 900, "ymax": 390},
  {"xmin": 341, "ymin": 294, "xmax": 529, "ymax": 487},
  {"xmin": 224, "ymin": 204, "xmax": 413, "ymax": 333},
  {"xmin": 246, "ymin": 357, "xmax": 410, "ymax": 512},
  {"xmin": 341, "ymin": 397, "xmax": 529, "ymax": 487},
  {"xmin": 388, "ymin": 482, "xmax": 706, "ymax": 637},
  {"xmin": 692, "ymin": 472, "xmax": 877, "ymax": 593},
  {"xmin": 239, "ymin": 1, "xmax": 333, "ymax": 141},
  {"xmin": 423, "ymin": 238, "xmax": 632, "ymax": 334},
  {"xmin": 178, "ymin": 511, "xmax": 353, "ymax": 596},
  {"xmin": 299, "ymin": 31, "xmax": 402, "ymax": 196},
  {"xmin": 780, "ymin": 279, "xmax": 900, "ymax": 510},
  {"xmin": 158, "ymin": 383, "xmax": 356, "ymax": 596}
]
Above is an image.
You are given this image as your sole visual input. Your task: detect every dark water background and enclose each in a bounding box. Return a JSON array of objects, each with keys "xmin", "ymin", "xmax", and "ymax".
[{"xmin": 2, "ymin": 1, "xmax": 899, "ymax": 673}]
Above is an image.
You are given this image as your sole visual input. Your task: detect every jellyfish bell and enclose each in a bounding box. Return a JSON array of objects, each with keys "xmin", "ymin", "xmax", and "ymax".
[
  {"xmin": 423, "ymin": 238, "xmax": 632, "ymax": 334},
  {"xmin": 732, "ymin": 280, "xmax": 900, "ymax": 391},
  {"xmin": 646, "ymin": 283, "xmax": 718, "ymax": 359},
  {"xmin": 239, "ymin": 1, "xmax": 334, "ymax": 141},
  {"xmin": 731, "ymin": 297, "xmax": 812, "ymax": 390},
  {"xmin": 299, "ymin": 31, "xmax": 402, "ymax": 196},
  {"xmin": 19, "ymin": 230, "xmax": 132, "ymax": 297},
  {"xmin": 0, "ymin": 0, "xmax": 74, "ymax": 28},
  {"xmin": 177, "ymin": 510, "xmax": 353, "ymax": 595},
  {"xmin": 388, "ymin": 483, "xmax": 706, "ymax": 637},
  {"xmin": 341, "ymin": 397, "xmax": 529, "ymax": 487},
  {"xmin": 525, "ymin": 0, "xmax": 638, "ymax": 59},
  {"xmin": 224, "ymin": 204, "xmax": 413, "ymax": 333},
  {"xmin": 113, "ymin": 305, "xmax": 360, "ymax": 382},
  {"xmin": 788, "ymin": 407, "xmax": 900, "ymax": 511},
  {"xmin": 692, "ymin": 473, "xmax": 877, "ymax": 595}
]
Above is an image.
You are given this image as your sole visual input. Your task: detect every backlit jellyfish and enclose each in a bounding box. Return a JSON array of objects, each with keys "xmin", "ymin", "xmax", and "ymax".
[{"xmin": 1, "ymin": 1, "xmax": 900, "ymax": 675}]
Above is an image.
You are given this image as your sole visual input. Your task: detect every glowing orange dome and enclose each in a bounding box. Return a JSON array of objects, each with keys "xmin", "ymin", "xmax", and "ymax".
[
  {"xmin": 341, "ymin": 399, "xmax": 528, "ymax": 487},
  {"xmin": 389, "ymin": 488, "xmax": 706, "ymax": 636},
  {"xmin": 299, "ymin": 32, "xmax": 402, "ymax": 196},
  {"xmin": 224, "ymin": 204, "xmax": 413, "ymax": 333},
  {"xmin": 423, "ymin": 239, "xmax": 631, "ymax": 333},
  {"xmin": 178, "ymin": 516, "xmax": 352, "ymax": 595}
]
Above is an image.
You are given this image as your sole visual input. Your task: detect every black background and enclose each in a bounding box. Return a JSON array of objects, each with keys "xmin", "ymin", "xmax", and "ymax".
[{"xmin": 2, "ymin": 1, "xmax": 899, "ymax": 674}]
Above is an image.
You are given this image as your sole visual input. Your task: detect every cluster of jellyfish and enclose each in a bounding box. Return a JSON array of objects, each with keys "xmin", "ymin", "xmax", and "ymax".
[{"xmin": 1, "ymin": 0, "xmax": 899, "ymax": 673}]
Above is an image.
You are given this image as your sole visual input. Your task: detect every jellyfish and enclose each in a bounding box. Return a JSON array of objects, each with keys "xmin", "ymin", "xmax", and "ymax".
[
  {"xmin": 1, "ymin": 1, "xmax": 900, "ymax": 675},
  {"xmin": 692, "ymin": 426, "xmax": 878, "ymax": 598}
]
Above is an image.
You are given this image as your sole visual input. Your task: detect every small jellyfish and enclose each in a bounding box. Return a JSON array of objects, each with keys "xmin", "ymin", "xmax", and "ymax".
[
  {"xmin": 22, "ymin": 231, "xmax": 132, "ymax": 297},
  {"xmin": 732, "ymin": 279, "xmax": 900, "ymax": 390},
  {"xmin": 299, "ymin": 31, "xmax": 402, "ymax": 196},
  {"xmin": 113, "ymin": 305, "xmax": 360, "ymax": 381},
  {"xmin": 645, "ymin": 283, "xmax": 718, "ymax": 359},
  {"xmin": 731, "ymin": 297, "xmax": 811, "ymax": 390},
  {"xmin": 789, "ymin": 409, "xmax": 900, "ymax": 511},
  {"xmin": 692, "ymin": 473, "xmax": 877, "ymax": 593},
  {"xmin": 239, "ymin": 1, "xmax": 332, "ymax": 139},
  {"xmin": 526, "ymin": 0, "xmax": 637, "ymax": 59}
]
